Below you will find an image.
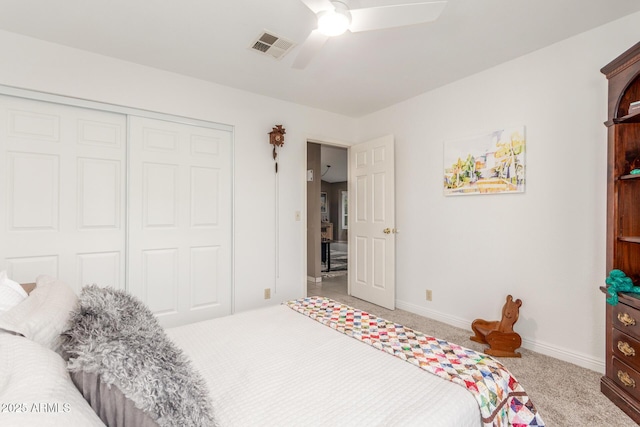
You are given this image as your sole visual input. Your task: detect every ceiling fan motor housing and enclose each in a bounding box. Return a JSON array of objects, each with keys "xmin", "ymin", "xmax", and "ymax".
[{"xmin": 317, "ymin": 1, "xmax": 352, "ymax": 36}]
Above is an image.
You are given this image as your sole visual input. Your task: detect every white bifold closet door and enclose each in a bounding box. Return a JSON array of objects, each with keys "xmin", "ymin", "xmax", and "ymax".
[
  {"xmin": 128, "ymin": 116, "xmax": 232, "ymax": 327},
  {"xmin": 0, "ymin": 95, "xmax": 127, "ymax": 291}
]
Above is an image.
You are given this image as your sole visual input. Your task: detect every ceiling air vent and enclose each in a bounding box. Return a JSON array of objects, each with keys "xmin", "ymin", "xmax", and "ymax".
[{"xmin": 250, "ymin": 31, "xmax": 296, "ymax": 60}]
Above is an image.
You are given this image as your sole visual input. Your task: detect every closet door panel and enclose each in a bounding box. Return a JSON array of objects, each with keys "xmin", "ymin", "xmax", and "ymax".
[
  {"xmin": 8, "ymin": 152, "xmax": 59, "ymax": 230},
  {"xmin": 142, "ymin": 162, "xmax": 178, "ymax": 227},
  {"xmin": 5, "ymin": 256, "xmax": 59, "ymax": 283},
  {"xmin": 77, "ymin": 158, "xmax": 121, "ymax": 229},
  {"xmin": 128, "ymin": 116, "xmax": 232, "ymax": 327},
  {"xmin": 190, "ymin": 245, "xmax": 219, "ymax": 309},
  {"xmin": 0, "ymin": 95, "xmax": 126, "ymax": 291},
  {"xmin": 142, "ymin": 248, "xmax": 179, "ymax": 315},
  {"xmin": 77, "ymin": 251, "xmax": 121, "ymax": 289},
  {"xmin": 191, "ymin": 166, "xmax": 219, "ymax": 227}
]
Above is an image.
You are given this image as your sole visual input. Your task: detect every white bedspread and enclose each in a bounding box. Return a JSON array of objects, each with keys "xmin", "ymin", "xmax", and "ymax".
[{"xmin": 167, "ymin": 304, "xmax": 481, "ymax": 427}]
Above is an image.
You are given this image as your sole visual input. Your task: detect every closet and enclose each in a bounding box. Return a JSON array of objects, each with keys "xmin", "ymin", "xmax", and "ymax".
[{"xmin": 0, "ymin": 93, "xmax": 233, "ymax": 327}]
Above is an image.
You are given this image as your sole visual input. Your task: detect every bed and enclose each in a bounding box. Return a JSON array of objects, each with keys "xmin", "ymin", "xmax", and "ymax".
[{"xmin": 0, "ymin": 274, "xmax": 544, "ymax": 427}]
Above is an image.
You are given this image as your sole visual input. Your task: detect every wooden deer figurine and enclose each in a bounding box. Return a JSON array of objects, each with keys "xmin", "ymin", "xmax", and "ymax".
[{"xmin": 470, "ymin": 295, "xmax": 523, "ymax": 358}]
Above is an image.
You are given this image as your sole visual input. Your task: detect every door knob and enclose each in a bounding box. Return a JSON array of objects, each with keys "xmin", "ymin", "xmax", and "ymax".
[{"xmin": 383, "ymin": 228, "xmax": 391, "ymax": 234}]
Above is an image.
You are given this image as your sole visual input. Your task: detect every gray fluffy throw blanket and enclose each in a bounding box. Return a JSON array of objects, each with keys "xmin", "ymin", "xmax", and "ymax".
[{"xmin": 61, "ymin": 285, "xmax": 217, "ymax": 427}]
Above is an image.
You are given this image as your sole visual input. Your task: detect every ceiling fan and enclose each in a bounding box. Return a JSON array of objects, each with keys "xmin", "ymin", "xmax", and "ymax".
[{"xmin": 292, "ymin": 0, "xmax": 448, "ymax": 69}]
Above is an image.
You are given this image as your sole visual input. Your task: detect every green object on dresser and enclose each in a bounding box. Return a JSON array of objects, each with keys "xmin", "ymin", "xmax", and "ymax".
[{"xmin": 605, "ymin": 269, "xmax": 640, "ymax": 305}]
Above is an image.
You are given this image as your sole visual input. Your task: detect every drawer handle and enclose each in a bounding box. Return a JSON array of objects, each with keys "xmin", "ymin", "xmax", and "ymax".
[
  {"xmin": 618, "ymin": 341, "xmax": 637, "ymax": 357},
  {"xmin": 618, "ymin": 370, "xmax": 636, "ymax": 388},
  {"xmin": 618, "ymin": 312, "xmax": 637, "ymax": 327}
]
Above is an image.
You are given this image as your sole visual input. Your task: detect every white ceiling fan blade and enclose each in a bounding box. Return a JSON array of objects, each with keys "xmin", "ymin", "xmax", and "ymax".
[
  {"xmin": 349, "ymin": 1, "xmax": 447, "ymax": 33},
  {"xmin": 292, "ymin": 30, "xmax": 330, "ymax": 69},
  {"xmin": 299, "ymin": 0, "xmax": 335, "ymax": 14}
]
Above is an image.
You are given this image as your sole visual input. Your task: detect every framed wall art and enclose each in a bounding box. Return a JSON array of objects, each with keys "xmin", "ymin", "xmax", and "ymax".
[
  {"xmin": 320, "ymin": 192, "xmax": 328, "ymax": 214},
  {"xmin": 443, "ymin": 126, "xmax": 525, "ymax": 196}
]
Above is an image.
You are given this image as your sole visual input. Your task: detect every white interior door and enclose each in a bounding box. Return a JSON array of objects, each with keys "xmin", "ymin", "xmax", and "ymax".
[
  {"xmin": 0, "ymin": 95, "xmax": 126, "ymax": 292},
  {"xmin": 349, "ymin": 135, "xmax": 396, "ymax": 309},
  {"xmin": 128, "ymin": 116, "xmax": 232, "ymax": 328}
]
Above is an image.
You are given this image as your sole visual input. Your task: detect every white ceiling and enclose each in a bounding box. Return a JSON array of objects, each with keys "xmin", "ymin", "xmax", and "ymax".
[
  {"xmin": 0, "ymin": 0, "xmax": 639, "ymax": 117},
  {"xmin": 321, "ymin": 145, "xmax": 348, "ymax": 183}
]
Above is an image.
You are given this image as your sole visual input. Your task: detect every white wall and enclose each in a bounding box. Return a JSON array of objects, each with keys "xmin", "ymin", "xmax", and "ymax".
[
  {"xmin": 356, "ymin": 12, "xmax": 640, "ymax": 371},
  {"xmin": 0, "ymin": 29, "xmax": 357, "ymax": 313}
]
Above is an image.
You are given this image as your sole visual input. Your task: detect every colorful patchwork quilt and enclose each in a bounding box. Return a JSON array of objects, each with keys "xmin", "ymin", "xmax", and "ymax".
[{"xmin": 286, "ymin": 297, "xmax": 545, "ymax": 427}]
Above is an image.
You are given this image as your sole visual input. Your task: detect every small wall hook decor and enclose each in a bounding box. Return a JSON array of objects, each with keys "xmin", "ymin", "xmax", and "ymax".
[{"xmin": 268, "ymin": 125, "xmax": 286, "ymax": 173}]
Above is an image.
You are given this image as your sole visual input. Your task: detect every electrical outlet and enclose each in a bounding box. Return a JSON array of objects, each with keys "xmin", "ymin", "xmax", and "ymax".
[
  {"xmin": 426, "ymin": 290, "xmax": 432, "ymax": 301},
  {"xmin": 264, "ymin": 288, "xmax": 271, "ymax": 299}
]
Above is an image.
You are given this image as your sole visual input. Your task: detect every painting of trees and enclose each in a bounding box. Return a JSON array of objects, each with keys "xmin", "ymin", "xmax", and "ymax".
[{"xmin": 444, "ymin": 127, "xmax": 525, "ymax": 195}]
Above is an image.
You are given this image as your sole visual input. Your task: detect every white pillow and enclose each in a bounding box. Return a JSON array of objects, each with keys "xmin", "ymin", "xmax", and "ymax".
[
  {"xmin": 0, "ymin": 270, "xmax": 28, "ymax": 314},
  {"xmin": 0, "ymin": 275, "xmax": 78, "ymax": 352},
  {"xmin": 0, "ymin": 333, "xmax": 106, "ymax": 426}
]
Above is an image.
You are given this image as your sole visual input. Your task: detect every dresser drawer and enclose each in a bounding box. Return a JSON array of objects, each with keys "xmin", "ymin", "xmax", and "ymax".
[
  {"xmin": 612, "ymin": 357, "xmax": 640, "ymax": 401},
  {"xmin": 613, "ymin": 303, "xmax": 640, "ymax": 340},
  {"xmin": 613, "ymin": 329, "xmax": 640, "ymax": 371}
]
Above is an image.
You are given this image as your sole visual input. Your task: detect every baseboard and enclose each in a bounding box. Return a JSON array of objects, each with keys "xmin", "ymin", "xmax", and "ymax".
[
  {"xmin": 520, "ymin": 337, "xmax": 604, "ymax": 373},
  {"xmin": 395, "ymin": 298, "xmax": 605, "ymax": 373}
]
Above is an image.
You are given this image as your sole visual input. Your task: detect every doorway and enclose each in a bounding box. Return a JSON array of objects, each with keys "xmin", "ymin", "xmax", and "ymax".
[
  {"xmin": 306, "ymin": 142, "xmax": 348, "ymax": 298},
  {"xmin": 306, "ymin": 135, "xmax": 396, "ymax": 309}
]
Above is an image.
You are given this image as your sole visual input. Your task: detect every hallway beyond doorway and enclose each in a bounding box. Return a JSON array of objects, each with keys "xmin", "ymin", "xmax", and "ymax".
[
  {"xmin": 307, "ymin": 273, "xmax": 347, "ymax": 300},
  {"xmin": 322, "ymin": 241, "xmax": 347, "ymax": 275}
]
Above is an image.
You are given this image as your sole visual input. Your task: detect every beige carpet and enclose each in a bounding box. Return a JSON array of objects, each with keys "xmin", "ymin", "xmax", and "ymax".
[{"xmin": 308, "ymin": 281, "xmax": 637, "ymax": 427}]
